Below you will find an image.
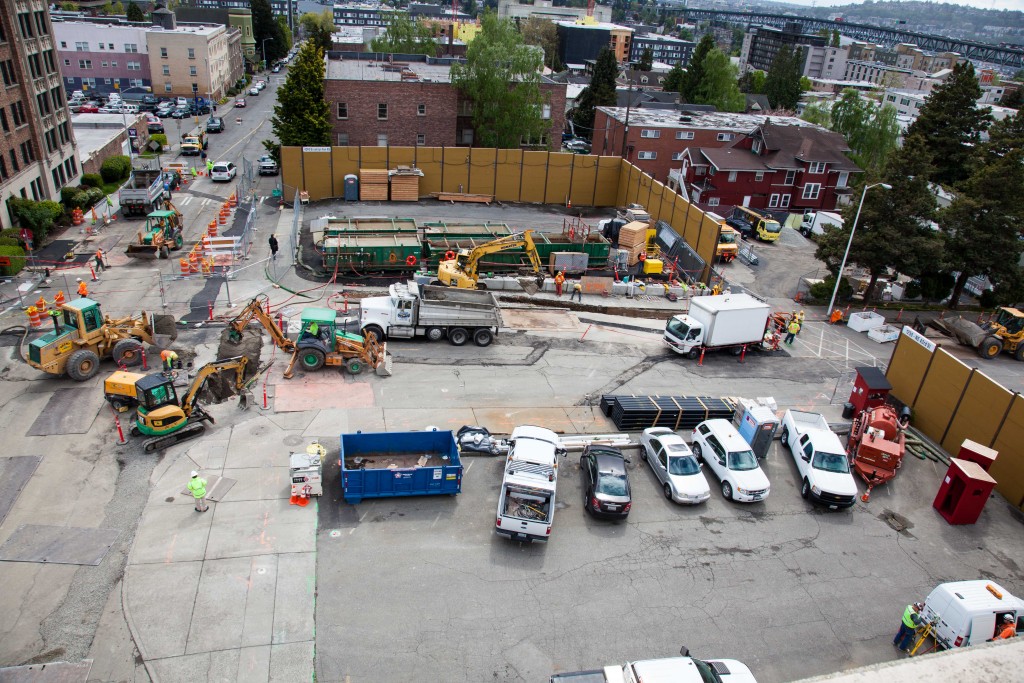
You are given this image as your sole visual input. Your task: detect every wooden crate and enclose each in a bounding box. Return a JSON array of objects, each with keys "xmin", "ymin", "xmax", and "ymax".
[
  {"xmin": 359, "ymin": 169, "xmax": 389, "ymax": 201},
  {"xmin": 617, "ymin": 221, "xmax": 649, "ymax": 248}
]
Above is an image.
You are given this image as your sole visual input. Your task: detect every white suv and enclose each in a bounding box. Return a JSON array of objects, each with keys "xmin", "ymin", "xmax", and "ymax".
[
  {"xmin": 210, "ymin": 161, "xmax": 237, "ymax": 182},
  {"xmin": 691, "ymin": 419, "xmax": 770, "ymax": 503}
]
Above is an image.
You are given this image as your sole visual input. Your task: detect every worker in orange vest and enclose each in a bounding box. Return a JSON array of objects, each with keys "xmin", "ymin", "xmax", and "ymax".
[
  {"xmin": 160, "ymin": 349, "xmax": 179, "ymax": 375},
  {"xmin": 554, "ymin": 271, "xmax": 565, "ymax": 297},
  {"xmin": 77, "ymin": 279, "xmax": 88, "ymax": 298},
  {"xmin": 94, "ymin": 248, "xmax": 106, "ymax": 272},
  {"xmin": 988, "ymin": 614, "xmax": 1017, "ymax": 641}
]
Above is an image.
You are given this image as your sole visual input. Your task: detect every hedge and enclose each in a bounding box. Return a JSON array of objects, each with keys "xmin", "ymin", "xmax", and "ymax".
[
  {"xmin": 100, "ymin": 155, "xmax": 131, "ymax": 183},
  {"xmin": 0, "ymin": 237, "xmax": 20, "ymax": 247},
  {"xmin": 81, "ymin": 173, "xmax": 103, "ymax": 188},
  {"xmin": 0, "ymin": 245, "xmax": 26, "ymax": 276},
  {"xmin": 150, "ymin": 133, "xmax": 168, "ymax": 152}
]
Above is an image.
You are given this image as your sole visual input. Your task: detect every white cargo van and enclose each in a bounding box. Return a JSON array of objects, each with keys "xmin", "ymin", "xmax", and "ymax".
[
  {"xmin": 495, "ymin": 426, "xmax": 563, "ymax": 543},
  {"xmin": 922, "ymin": 580, "xmax": 1024, "ymax": 649}
]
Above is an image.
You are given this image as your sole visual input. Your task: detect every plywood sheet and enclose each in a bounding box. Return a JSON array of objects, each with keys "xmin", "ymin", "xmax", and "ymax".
[
  {"xmin": 26, "ymin": 389, "xmax": 102, "ymax": 436},
  {"xmin": 0, "ymin": 525, "xmax": 120, "ymax": 566}
]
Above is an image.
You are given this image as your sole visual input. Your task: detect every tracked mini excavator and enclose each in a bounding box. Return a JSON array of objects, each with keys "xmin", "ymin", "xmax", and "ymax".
[
  {"xmin": 436, "ymin": 230, "xmax": 543, "ymax": 289},
  {"xmin": 103, "ymin": 356, "xmax": 266, "ymax": 452},
  {"xmin": 227, "ymin": 296, "xmax": 392, "ymax": 379}
]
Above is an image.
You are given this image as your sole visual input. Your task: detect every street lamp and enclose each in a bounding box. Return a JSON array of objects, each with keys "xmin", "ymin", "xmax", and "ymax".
[
  {"xmin": 826, "ymin": 182, "xmax": 892, "ymax": 316},
  {"xmin": 261, "ymin": 38, "xmax": 272, "ymax": 71},
  {"xmin": 113, "ymin": 83, "xmax": 151, "ymax": 162}
]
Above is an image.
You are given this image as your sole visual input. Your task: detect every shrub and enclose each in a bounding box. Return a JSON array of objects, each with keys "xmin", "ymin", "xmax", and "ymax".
[
  {"xmin": 81, "ymin": 173, "xmax": 104, "ymax": 188},
  {"xmin": 808, "ymin": 275, "xmax": 853, "ymax": 304},
  {"xmin": 100, "ymin": 155, "xmax": 131, "ymax": 183},
  {"xmin": 0, "ymin": 245, "xmax": 26, "ymax": 276},
  {"xmin": 0, "ymin": 237, "xmax": 20, "ymax": 246},
  {"xmin": 8, "ymin": 198, "xmax": 64, "ymax": 244},
  {"xmin": 149, "ymin": 133, "xmax": 168, "ymax": 152},
  {"xmin": 85, "ymin": 187, "xmax": 106, "ymax": 206},
  {"xmin": 0, "ymin": 228, "xmax": 20, "ymax": 240}
]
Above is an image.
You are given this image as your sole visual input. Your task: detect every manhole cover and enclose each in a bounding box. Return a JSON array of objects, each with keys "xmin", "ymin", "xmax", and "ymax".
[
  {"xmin": 329, "ymin": 529, "xmax": 341, "ymax": 538},
  {"xmin": 257, "ymin": 567, "xmax": 266, "ymax": 575}
]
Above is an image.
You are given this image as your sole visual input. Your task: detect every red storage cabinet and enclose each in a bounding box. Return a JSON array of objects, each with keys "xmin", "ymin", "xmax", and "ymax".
[
  {"xmin": 933, "ymin": 458, "xmax": 997, "ymax": 525},
  {"xmin": 957, "ymin": 439, "xmax": 998, "ymax": 473}
]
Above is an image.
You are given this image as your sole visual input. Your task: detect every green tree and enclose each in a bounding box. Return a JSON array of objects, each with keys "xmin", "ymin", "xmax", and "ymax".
[
  {"xmin": 693, "ymin": 49, "xmax": 744, "ymax": 112},
  {"xmin": 815, "ymin": 136, "xmax": 941, "ymax": 301},
  {"xmin": 520, "ymin": 17, "xmax": 562, "ymax": 71},
  {"xmin": 637, "ymin": 48, "xmax": 653, "ymax": 71},
  {"xmin": 112, "ymin": 1, "xmax": 124, "ymax": 13},
  {"xmin": 738, "ymin": 70, "xmax": 766, "ymax": 94},
  {"xmin": 800, "ymin": 100, "xmax": 831, "ymax": 127},
  {"xmin": 940, "ymin": 110, "xmax": 1024, "ymax": 309},
  {"xmin": 265, "ymin": 41, "xmax": 331, "ymax": 160},
  {"xmin": 570, "ymin": 47, "xmax": 617, "ymax": 139},
  {"xmin": 370, "ymin": 13, "xmax": 438, "ymax": 56},
  {"xmin": 678, "ymin": 27, "xmax": 694, "ymax": 41},
  {"xmin": 277, "ymin": 16, "xmax": 293, "ymax": 51},
  {"xmin": 300, "ymin": 11, "xmax": 333, "ymax": 54},
  {"xmin": 252, "ymin": 0, "xmax": 287, "ymax": 64},
  {"xmin": 906, "ymin": 61, "xmax": 991, "ymax": 187},
  {"xmin": 662, "ymin": 62, "xmax": 684, "ymax": 93},
  {"xmin": 1001, "ymin": 88, "xmax": 1023, "ymax": 109},
  {"xmin": 831, "ymin": 30, "xmax": 841, "ymax": 47},
  {"xmin": 8, "ymin": 198, "xmax": 64, "ymax": 244},
  {"xmin": 451, "ymin": 12, "xmax": 548, "ymax": 149},
  {"xmin": 764, "ymin": 46, "xmax": 803, "ymax": 110},
  {"xmin": 126, "ymin": 1, "xmax": 144, "ymax": 21},
  {"xmin": 829, "ymin": 89, "xmax": 900, "ymax": 172},
  {"xmin": 679, "ymin": 34, "xmax": 714, "ymax": 103}
]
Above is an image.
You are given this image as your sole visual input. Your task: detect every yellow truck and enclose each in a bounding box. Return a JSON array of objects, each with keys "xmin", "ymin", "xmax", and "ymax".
[
  {"xmin": 717, "ymin": 224, "xmax": 739, "ymax": 262},
  {"xmin": 180, "ymin": 127, "xmax": 208, "ymax": 156},
  {"xmin": 726, "ymin": 206, "xmax": 782, "ymax": 243}
]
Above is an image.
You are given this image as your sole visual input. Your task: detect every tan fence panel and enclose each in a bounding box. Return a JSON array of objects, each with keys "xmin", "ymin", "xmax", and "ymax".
[
  {"xmin": 467, "ymin": 148, "xmax": 497, "ymax": 198},
  {"xmin": 301, "ymin": 150, "xmax": 333, "ymax": 201},
  {"xmin": 494, "ymin": 149, "xmax": 523, "ymax": 201},
  {"xmin": 989, "ymin": 395, "xmax": 1024, "ymax": 508},
  {"xmin": 594, "ymin": 156, "xmax": 621, "ymax": 206},
  {"xmin": 940, "ymin": 371, "xmax": 1013, "ymax": 454},
  {"xmin": 520, "ymin": 151, "xmax": 549, "ymax": 203},
  {"xmin": 885, "ymin": 332, "xmax": 936, "ymax": 407},
  {"xmin": 330, "ymin": 147, "xmax": 360, "ymax": 197},
  {"xmin": 389, "ymin": 147, "xmax": 417, "ymax": 170},
  {"xmin": 281, "ymin": 146, "xmax": 303, "ymax": 198},
  {"xmin": 911, "ymin": 349, "xmax": 971, "ymax": 442},
  {"xmin": 358, "ymin": 146, "xmax": 388, "ymax": 170},
  {"xmin": 568, "ymin": 154, "xmax": 599, "ymax": 207},
  {"xmin": 544, "ymin": 153, "xmax": 573, "ymax": 205},
  {"xmin": 441, "ymin": 147, "xmax": 471, "ymax": 194},
  {"xmin": 415, "ymin": 147, "xmax": 444, "ymax": 197},
  {"xmin": 615, "ymin": 162, "xmax": 633, "ymax": 207},
  {"xmin": 696, "ymin": 213, "xmax": 721, "ymax": 268},
  {"xmin": 646, "ymin": 181, "xmax": 672, "ymax": 225}
]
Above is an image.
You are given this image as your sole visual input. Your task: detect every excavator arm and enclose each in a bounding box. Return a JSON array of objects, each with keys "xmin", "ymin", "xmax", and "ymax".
[
  {"xmin": 228, "ymin": 296, "xmax": 296, "ymax": 353},
  {"xmin": 441, "ymin": 230, "xmax": 541, "ymax": 287},
  {"xmin": 180, "ymin": 356, "xmax": 248, "ymax": 417}
]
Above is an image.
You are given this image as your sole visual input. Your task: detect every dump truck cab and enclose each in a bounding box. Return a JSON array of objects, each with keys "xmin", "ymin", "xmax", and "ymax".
[
  {"xmin": 727, "ymin": 207, "xmax": 781, "ymax": 243},
  {"xmin": 717, "ymin": 224, "xmax": 739, "ymax": 262}
]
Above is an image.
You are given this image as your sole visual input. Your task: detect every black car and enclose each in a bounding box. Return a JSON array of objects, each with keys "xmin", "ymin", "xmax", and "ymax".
[
  {"xmin": 580, "ymin": 446, "xmax": 632, "ymax": 519},
  {"xmin": 169, "ymin": 107, "xmax": 191, "ymax": 119},
  {"xmin": 189, "ymin": 102, "xmax": 211, "ymax": 115},
  {"xmin": 206, "ymin": 117, "xmax": 224, "ymax": 133}
]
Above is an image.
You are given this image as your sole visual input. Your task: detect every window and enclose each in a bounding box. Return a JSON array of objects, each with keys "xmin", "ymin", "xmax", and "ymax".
[
  {"xmin": 0, "ymin": 157, "xmax": 7, "ymax": 181},
  {"xmin": 10, "ymin": 149, "xmax": 19, "ymax": 172},
  {"xmin": 694, "ymin": 166, "xmax": 705, "ymax": 176},
  {"xmin": 802, "ymin": 183, "xmax": 822, "ymax": 200},
  {"xmin": 836, "ymin": 171, "xmax": 849, "ymax": 189},
  {"xmin": 899, "ymin": 97, "xmax": 910, "ymax": 106},
  {"xmin": 160, "ymin": 47, "xmax": 168, "ymax": 58},
  {"xmin": 640, "ymin": 129, "xmax": 661, "ymax": 138},
  {"xmin": 98, "ymin": 44, "xmax": 104, "ymax": 50},
  {"xmin": 417, "ymin": 103, "xmax": 426, "ymax": 116},
  {"xmin": 780, "ymin": 194, "xmax": 791, "ymax": 208},
  {"xmin": 752, "ymin": 139, "xmax": 763, "ymax": 154},
  {"xmin": 0, "ymin": 110, "xmax": 7, "ymax": 133},
  {"xmin": 0, "ymin": 60, "xmax": 16, "ymax": 87},
  {"xmin": 337, "ymin": 103, "xmax": 348, "ymax": 119},
  {"xmin": 769, "ymin": 193, "xmax": 780, "ymax": 208},
  {"xmin": 378, "ymin": 103, "xmax": 388, "ymax": 120},
  {"xmin": 727, "ymin": 171, "xmax": 737, "ymax": 182},
  {"xmin": 784, "ymin": 170, "xmax": 796, "ymax": 185},
  {"xmin": 10, "ymin": 101, "xmax": 25, "ymax": 126},
  {"xmin": 377, "ymin": 133, "xmax": 388, "ymax": 146},
  {"xmin": 755, "ymin": 171, "xmax": 764, "ymax": 182},
  {"xmin": 21, "ymin": 141, "xmax": 34, "ymax": 164},
  {"xmin": 717, "ymin": 133, "xmax": 733, "ymax": 142},
  {"xmin": 676, "ymin": 131, "xmax": 694, "ymax": 140},
  {"xmin": 188, "ymin": 48, "xmax": 195, "ymax": 59},
  {"xmin": 808, "ymin": 161, "xmax": 827, "ymax": 174},
  {"xmin": 60, "ymin": 42, "xmax": 67, "ymax": 49},
  {"xmin": 129, "ymin": 79, "xmax": 143, "ymax": 88},
  {"xmin": 128, "ymin": 61, "xmax": 141, "ymax": 71},
  {"xmin": 81, "ymin": 77, "xmax": 95, "ymax": 88},
  {"xmin": 75, "ymin": 42, "xmax": 88, "ymax": 51},
  {"xmin": 417, "ymin": 134, "xmax": 426, "ymax": 145},
  {"xmin": 707, "ymin": 197, "xmax": 720, "ymax": 206},
  {"xmin": 64, "ymin": 59, "xmax": 70, "ymax": 66},
  {"xmin": 638, "ymin": 151, "xmax": 657, "ymax": 160},
  {"xmin": 672, "ymin": 152, "xmax": 685, "ymax": 161},
  {"xmin": 110, "ymin": 61, "xmax": 117, "ymax": 68},
  {"xmin": 108, "ymin": 43, "xmax": 114, "ymax": 50},
  {"xmin": 124, "ymin": 43, "xmax": 138, "ymax": 53},
  {"xmin": 164, "ymin": 82, "xmax": 172, "ymax": 92},
  {"xmin": 189, "ymin": 66, "xmax": 197, "ymax": 76},
  {"xmin": 541, "ymin": 104, "xmax": 550, "ymax": 119},
  {"xmin": 101, "ymin": 62, "xmax": 108, "ymax": 68},
  {"xmin": 79, "ymin": 60, "xmax": 92, "ymax": 69},
  {"xmin": 162, "ymin": 65, "xmax": 170, "ymax": 76}
]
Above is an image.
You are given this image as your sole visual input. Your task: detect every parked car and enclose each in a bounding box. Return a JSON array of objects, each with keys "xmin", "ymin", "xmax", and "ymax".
[
  {"xmin": 169, "ymin": 107, "xmax": 191, "ymax": 119},
  {"xmin": 563, "ymin": 138, "xmax": 591, "ymax": 154},
  {"xmin": 691, "ymin": 419, "xmax": 770, "ymax": 503},
  {"xmin": 580, "ymin": 445, "xmax": 632, "ymax": 519},
  {"xmin": 256, "ymin": 80, "xmax": 267, "ymax": 90},
  {"xmin": 210, "ymin": 161, "xmax": 237, "ymax": 182},
  {"xmin": 189, "ymin": 101, "xmax": 211, "ymax": 115},
  {"xmin": 639, "ymin": 427, "xmax": 711, "ymax": 504},
  {"xmin": 234, "ymin": 97, "xmax": 246, "ymax": 108},
  {"xmin": 78, "ymin": 104, "xmax": 100, "ymax": 113},
  {"xmin": 271, "ymin": 65, "xmax": 281, "ymax": 73},
  {"xmin": 248, "ymin": 86, "xmax": 260, "ymax": 96},
  {"xmin": 175, "ymin": 97, "xmax": 189, "ymax": 108},
  {"xmin": 206, "ymin": 116, "xmax": 224, "ymax": 133},
  {"xmin": 147, "ymin": 121, "xmax": 165, "ymax": 134}
]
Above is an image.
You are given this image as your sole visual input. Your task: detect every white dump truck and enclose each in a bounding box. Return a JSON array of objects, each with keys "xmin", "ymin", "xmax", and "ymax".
[
  {"xmin": 358, "ymin": 281, "xmax": 502, "ymax": 347},
  {"xmin": 664, "ymin": 293, "xmax": 771, "ymax": 360},
  {"xmin": 780, "ymin": 409, "xmax": 858, "ymax": 509}
]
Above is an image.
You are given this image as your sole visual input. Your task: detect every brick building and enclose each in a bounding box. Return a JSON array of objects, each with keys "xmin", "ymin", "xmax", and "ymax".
[
  {"xmin": 592, "ymin": 107, "xmax": 819, "ymax": 183},
  {"xmin": 325, "ymin": 52, "xmax": 565, "ymax": 149},
  {"xmin": 52, "ymin": 21, "xmax": 152, "ymax": 98},
  {"xmin": 677, "ymin": 122, "xmax": 861, "ymax": 213},
  {"xmin": 0, "ymin": 0, "xmax": 81, "ymax": 231}
]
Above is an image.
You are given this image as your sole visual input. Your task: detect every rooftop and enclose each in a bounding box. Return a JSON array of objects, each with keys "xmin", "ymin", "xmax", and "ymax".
[
  {"xmin": 326, "ymin": 56, "xmax": 456, "ymax": 83},
  {"xmin": 555, "ymin": 20, "xmax": 630, "ymax": 31},
  {"xmin": 597, "ymin": 107, "xmax": 816, "ymax": 131}
]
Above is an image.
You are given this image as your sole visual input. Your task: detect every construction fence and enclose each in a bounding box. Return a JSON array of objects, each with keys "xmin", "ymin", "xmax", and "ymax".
[
  {"xmin": 280, "ymin": 146, "xmax": 723, "ymax": 278},
  {"xmin": 885, "ymin": 326, "xmax": 1024, "ymax": 509}
]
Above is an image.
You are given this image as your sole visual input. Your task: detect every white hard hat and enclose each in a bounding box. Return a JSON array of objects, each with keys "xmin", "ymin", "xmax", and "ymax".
[{"xmin": 191, "ymin": 470, "xmax": 198, "ymax": 477}]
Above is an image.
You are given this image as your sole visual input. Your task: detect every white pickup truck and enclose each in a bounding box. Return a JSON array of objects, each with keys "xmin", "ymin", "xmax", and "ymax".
[{"xmin": 780, "ymin": 410, "xmax": 858, "ymax": 509}]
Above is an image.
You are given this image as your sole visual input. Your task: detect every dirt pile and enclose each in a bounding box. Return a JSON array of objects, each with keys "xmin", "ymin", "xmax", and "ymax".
[{"xmin": 195, "ymin": 328, "xmax": 264, "ymax": 404}]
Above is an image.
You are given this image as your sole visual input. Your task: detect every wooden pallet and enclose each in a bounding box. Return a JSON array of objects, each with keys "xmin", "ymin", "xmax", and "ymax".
[
  {"xmin": 390, "ymin": 176, "xmax": 420, "ymax": 202},
  {"xmin": 360, "ymin": 168, "xmax": 389, "ymax": 201},
  {"xmin": 617, "ymin": 221, "xmax": 649, "ymax": 247},
  {"xmin": 431, "ymin": 192, "xmax": 494, "ymax": 204}
]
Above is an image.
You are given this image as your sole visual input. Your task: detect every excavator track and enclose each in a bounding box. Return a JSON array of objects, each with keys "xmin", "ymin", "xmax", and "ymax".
[{"xmin": 142, "ymin": 422, "xmax": 207, "ymax": 453}]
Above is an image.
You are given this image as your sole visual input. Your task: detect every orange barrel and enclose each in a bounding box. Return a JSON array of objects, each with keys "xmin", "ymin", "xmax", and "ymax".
[
  {"xmin": 208, "ymin": 221, "xmax": 218, "ymax": 237},
  {"xmin": 26, "ymin": 306, "xmax": 41, "ymax": 328},
  {"xmin": 200, "ymin": 258, "xmax": 212, "ymax": 275},
  {"xmin": 180, "ymin": 258, "xmax": 190, "ymax": 276},
  {"xmin": 218, "ymin": 212, "xmax": 227, "ymax": 226},
  {"xmin": 35, "ymin": 296, "xmax": 48, "ymax": 315},
  {"xmin": 53, "ymin": 290, "xmax": 66, "ymax": 306}
]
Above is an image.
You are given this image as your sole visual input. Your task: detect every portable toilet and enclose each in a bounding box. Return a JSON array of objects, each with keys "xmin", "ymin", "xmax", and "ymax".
[
  {"xmin": 848, "ymin": 366, "xmax": 892, "ymax": 415},
  {"xmin": 344, "ymin": 174, "xmax": 359, "ymax": 201},
  {"xmin": 733, "ymin": 399, "xmax": 779, "ymax": 459}
]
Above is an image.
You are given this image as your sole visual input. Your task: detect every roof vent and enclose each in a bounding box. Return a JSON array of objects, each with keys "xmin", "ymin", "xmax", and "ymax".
[{"xmin": 680, "ymin": 116, "xmax": 692, "ymax": 123}]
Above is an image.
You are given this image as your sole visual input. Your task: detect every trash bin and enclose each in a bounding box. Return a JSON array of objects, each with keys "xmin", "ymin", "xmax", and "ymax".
[
  {"xmin": 842, "ymin": 402, "xmax": 855, "ymax": 419},
  {"xmin": 344, "ymin": 174, "xmax": 358, "ymax": 202}
]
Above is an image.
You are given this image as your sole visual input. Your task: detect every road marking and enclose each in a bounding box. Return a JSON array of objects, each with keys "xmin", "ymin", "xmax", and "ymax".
[
  {"xmin": 180, "ymin": 196, "xmax": 192, "ymax": 206},
  {"xmin": 201, "ymin": 198, "xmax": 210, "ymax": 207}
]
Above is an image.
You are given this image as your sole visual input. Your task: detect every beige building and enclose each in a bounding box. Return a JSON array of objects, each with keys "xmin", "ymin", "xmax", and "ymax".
[{"xmin": 146, "ymin": 23, "xmax": 235, "ymax": 100}]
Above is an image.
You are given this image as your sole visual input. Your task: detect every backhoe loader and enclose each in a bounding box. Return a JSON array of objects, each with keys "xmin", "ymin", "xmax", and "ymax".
[
  {"xmin": 437, "ymin": 230, "xmax": 543, "ymax": 289},
  {"xmin": 103, "ymin": 356, "xmax": 266, "ymax": 452},
  {"xmin": 227, "ymin": 296, "xmax": 392, "ymax": 378},
  {"xmin": 125, "ymin": 202, "xmax": 185, "ymax": 259}
]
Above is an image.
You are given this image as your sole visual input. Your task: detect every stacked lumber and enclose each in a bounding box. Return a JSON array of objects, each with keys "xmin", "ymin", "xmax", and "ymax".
[
  {"xmin": 617, "ymin": 221, "xmax": 649, "ymax": 266},
  {"xmin": 431, "ymin": 191, "xmax": 494, "ymax": 204},
  {"xmin": 389, "ymin": 167, "xmax": 421, "ymax": 202},
  {"xmin": 600, "ymin": 394, "xmax": 736, "ymax": 431},
  {"xmin": 359, "ymin": 169, "xmax": 389, "ymax": 201}
]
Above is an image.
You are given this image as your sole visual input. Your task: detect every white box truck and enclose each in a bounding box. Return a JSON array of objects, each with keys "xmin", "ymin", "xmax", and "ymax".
[
  {"xmin": 780, "ymin": 410, "xmax": 858, "ymax": 508},
  {"xmin": 495, "ymin": 426, "xmax": 564, "ymax": 543},
  {"xmin": 799, "ymin": 211, "xmax": 843, "ymax": 237},
  {"xmin": 664, "ymin": 293, "xmax": 771, "ymax": 360},
  {"xmin": 358, "ymin": 281, "xmax": 502, "ymax": 347}
]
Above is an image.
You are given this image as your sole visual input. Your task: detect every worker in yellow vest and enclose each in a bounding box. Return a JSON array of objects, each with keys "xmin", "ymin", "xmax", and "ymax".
[{"xmin": 187, "ymin": 471, "xmax": 208, "ymax": 512}]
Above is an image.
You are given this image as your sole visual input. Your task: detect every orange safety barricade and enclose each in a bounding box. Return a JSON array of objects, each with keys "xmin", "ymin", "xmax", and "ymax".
[
  {"xmin": 26, "ymin": 306, "xmax": 41, "ymax": 328},
  {"xmin": 53, "ymin": 290, "xmax": 66, "ymax": 306},
  {"xmin": 179, "ymin": 258, "xmax": 190, "ymax": 276}
]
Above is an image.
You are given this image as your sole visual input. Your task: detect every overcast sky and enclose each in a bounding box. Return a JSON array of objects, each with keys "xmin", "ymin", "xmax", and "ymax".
[{"xmin": 780, "ymin": 0, "xmax": 1024, "ymax": 10}]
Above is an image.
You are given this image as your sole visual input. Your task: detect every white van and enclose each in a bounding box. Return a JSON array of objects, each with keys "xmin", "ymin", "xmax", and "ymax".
[
  {"xmin": 922, "ymin": 580, "xmax": 1024, "ymax": 649},
  {"xmin": 495, "ymin": 426, "xmax": 563, "ymax": 543}
]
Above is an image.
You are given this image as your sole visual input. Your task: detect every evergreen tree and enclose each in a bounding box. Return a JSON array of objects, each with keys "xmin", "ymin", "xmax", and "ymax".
[
  {"xmin": 265, "ymin": 41, "xmax": 331, "ymax": 160},
  {"xmin": 906, "ymin": 61, "xmax": 991, "ymax": 187},
  {"xmin": 679, "ymin": 34, "xmax": 714, "ymax": 103},
  {"xmin": 251, "ymin": 0, "xmax": 287, "ymax": 64},
  {"xmin": 764, "ymin": 46, "xmax": 803, "ymax": 110},
  {"xmin": 815, "ymin": 135, "xmax": 941, "ymax": 301},
  {"xmin": 637, "ymin": 48, "xmax": 653, "ymax": 71},
  {"xmin": 738, "ymin": 70, "xmax": 765, "ymax": 94},
  {"xmin": 300, "ymin": 10, "xmax": 334, "ymax": 55},
  {"xmin": 450, "ymin": 12, "xmax": 548, "ymax": 149},
  {"xmin": 663, "ymin": 63, "xmax": 684, "ymax": 94},
  {"xmin": 126, "ymin": 0, "xmax": 144, "ymax": 21},
  {"xmin": 941, "ymin": 110, "xmax": 1024, "ymax": 309},
  {"xmin": 570, "ymin": 47, "xmax": 617, "ymax": 139},
  {"xmin": 370, "ymin": 13, "xmax": 438, "ymax": 56}
]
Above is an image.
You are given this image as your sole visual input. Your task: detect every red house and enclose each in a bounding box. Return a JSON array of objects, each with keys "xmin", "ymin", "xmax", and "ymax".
[{"xmin": 677, "ymin": 122, "xmax": 861, "ymax": 213}]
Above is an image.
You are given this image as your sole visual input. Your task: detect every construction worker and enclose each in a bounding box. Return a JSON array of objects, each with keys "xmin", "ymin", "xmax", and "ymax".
[
  {"xmin": 268, "ymin": 234, "xmax": 279, "ymax": 261},
  {"xmin": 554, "ymin": 271, "xmax": 565, "ymax": 297},
  {"xmin": 893, "ymin": 602, "xmax": 923, "ymax": 651},
  {"xmin": 206, "ymin": 158, "xmax": 214, "ymax": 176},
  {"xmin": 570, "ymin": 280, "xmax": 582, "ymax": 302},
  {"xmin": 94, "ymin": 248, "xmax": 106, "ymax": 272},
  {"xmin": 160, "ymin": 349, "xmax": 178, "ymax": 374},
  {"xmin": 77, "ymin": 279, "xmax": 88, "ymax": 298},
  {"xmin": 988, "ymin": 614, "xmax": 1017, "ymax": 641},
  {"xmin": 830, "ymin": 309, "xmax": 844, "ymax": 325},
  {"xmin": 795, "ymin": 310, "xmax": 805, "ymax": 335},
  {"xmin": 187, "ymin": 470, "xmax": 208, "ymax": 512},
  {"xmin": 784, "ymin": 318, "xmax": 800, "ymax": 345},
  {"xmin": 190, "ymin": 166, "xmax": 198, "ymax": 180}
]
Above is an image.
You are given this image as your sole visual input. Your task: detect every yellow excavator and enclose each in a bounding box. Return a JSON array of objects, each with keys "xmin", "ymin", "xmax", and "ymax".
[
  {"xmin": 437, "ymin": 230, "xmax": 542, "ymax": 289},
  {"xmin": 103, "ymin": 356, "xmax": 267, "ymax": 452}
]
